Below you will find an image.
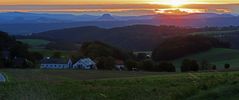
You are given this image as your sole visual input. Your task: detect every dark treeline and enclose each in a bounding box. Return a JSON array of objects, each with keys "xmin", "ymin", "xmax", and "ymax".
[
  {"xmin": 202, "ymin": 26, "xmax": 239, "ymax": 31},
  {"xmin": 152, "ymin": 35, "xmax": 230, "ymax": 61},
  {"xmin": 70, "ymin": 41, "xmax": 134, "ymax": 70},
  {"xmin": 26, "ymin": 25, "xmax": 239, "ymax": 50},
  {"xmin": 0, "ymin": 31, "xmax": 43, "ymax": 68},
  {"xmin": 32, "ymin": 25, "xmax": 202, "ymax": 50}
]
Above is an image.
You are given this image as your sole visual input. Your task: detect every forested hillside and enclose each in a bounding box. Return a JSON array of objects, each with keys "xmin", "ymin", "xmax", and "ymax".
[
  {"xmin": 0, "ymin": 31, "xmax": 42, "ymax": 68},
  {"xmin": 33, "ymin": 25, "xmax": 202, "ymax": 50},
  {"xmin": 32, "ymin": 25, "xmax": 239, "ymax": 50}
]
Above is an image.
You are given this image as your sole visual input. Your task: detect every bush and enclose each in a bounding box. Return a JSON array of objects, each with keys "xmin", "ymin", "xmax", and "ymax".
[
  {"xmin": 157, "ymin": 62, "xmax": 176, "ymax": 72},
  {"xmin": 138, "ymin": 60, "xmax": 155, "ymax": 71},
  {"xmin": 125, "ymin": 60, "xmax": 138, "ymax": 71},
  {"xmin": 181, "ymin": 59, "xmax": 199, "ymax": 72},
  {"xmin": 212, "ymin": 65, "xmax": 217, "ymax": 70},
  {"xmin": 224, "ymin": 64, "xmax": 230, "ymax": 69},
  {"xmin": 96, "ymin": 57, "xmax": 115, "ymax": 70}
]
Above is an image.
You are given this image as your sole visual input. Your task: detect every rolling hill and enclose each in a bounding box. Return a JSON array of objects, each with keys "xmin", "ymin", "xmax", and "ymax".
[
  {"xmin": 1, "ymin": 12, "xmax": 239, "ymax": 35},
  {"xmin": 173, "ymin": 48, "xmax": 239, "ymax": 70},
  {"xmin": 32, "ymin": 25, "xmax": 201, "ymax": 50},
  {"xmin": 17, "ymin": 39, "xmax": 50, "ymax": 48},
  {"xmin": 192, "ymin": 30, "xmax": 239, "ymax": 49}
]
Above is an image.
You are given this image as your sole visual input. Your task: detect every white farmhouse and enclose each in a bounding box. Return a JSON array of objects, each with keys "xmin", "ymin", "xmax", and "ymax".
[
  {"xmin": 40, "ymin": 58, "xmax": 72, "ymax": 69},
  {"xmin": 115, "ymin": 60, "xmax": 125, "ymax": 71},
  {"xmin": 73, "ymin": 58, "xmax": 97, "ymax": 70}
]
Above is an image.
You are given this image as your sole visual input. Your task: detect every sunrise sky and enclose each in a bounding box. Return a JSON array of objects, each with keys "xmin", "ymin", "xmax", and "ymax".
[
  {"xmin": 0, "ymin": 0, "xmax": 239, "ymax": 15},
  {"xmin": 0, "ymin": 0, "xmax": 239, "ymax": 5}
]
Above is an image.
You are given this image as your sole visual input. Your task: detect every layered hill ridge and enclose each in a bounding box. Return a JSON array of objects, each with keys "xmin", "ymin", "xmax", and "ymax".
[
  {"xmin": 32, "ymin": 25, "xmax": 202, "ymax": 50},
  {"xmin": 1, "ymin": 12, "xmax": 239, "ymax": 35}
]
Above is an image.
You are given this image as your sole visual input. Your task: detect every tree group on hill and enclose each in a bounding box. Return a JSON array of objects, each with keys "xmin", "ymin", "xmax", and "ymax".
[
  {"xmin": 71, "ymin": 41, "xmax": 133, "ymax": 70},
  {"xmin": 125, "ymin": 59, "xmax": 176, "ymax": 72},
  {"xmin": 181, "ymin": 59, "xmax": 199, "ymax": 72},
  {"xmin": 0, "ymin": 31, "xmax": 43, "ymax": 68},
  {"xmin": 152, "ymin": 35, "xmax": 230, "ymax": 61}
]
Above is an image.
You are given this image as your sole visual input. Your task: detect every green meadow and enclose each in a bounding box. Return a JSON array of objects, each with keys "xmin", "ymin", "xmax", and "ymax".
[
  {"xmin": 17, "ymin": 39, "xmax": 70, "ymax": 57},
  {"xmin": 17, "ymin": 39, "xmax": 50, "ymax": 47},
  {"xmin": 173, "ymin": 48, "xmax": 239, "ymax": 70},
  {"xmin": 0, "ymin": 69, "xmax": 239, "ymax": 100}
]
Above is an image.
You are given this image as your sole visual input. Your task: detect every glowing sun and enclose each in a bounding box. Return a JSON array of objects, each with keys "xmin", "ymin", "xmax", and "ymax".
[{"xmin": 151, "ymin": 0, "xmax": 189, "ymax": 7}]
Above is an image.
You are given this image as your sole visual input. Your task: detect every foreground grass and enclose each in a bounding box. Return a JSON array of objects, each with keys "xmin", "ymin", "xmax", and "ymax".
[{"xmin": 0, "ymin": 70, "xmax": 239, "ymax": 100}]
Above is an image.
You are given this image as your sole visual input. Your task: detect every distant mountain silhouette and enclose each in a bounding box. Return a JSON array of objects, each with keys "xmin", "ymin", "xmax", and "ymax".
[
  {"xmin": 97, "ymin": 14, "xmax": 116, "ymax": 21},
  {"xmin": 1, "ymin": 12, "xmax": 239, "ymax": 35}
]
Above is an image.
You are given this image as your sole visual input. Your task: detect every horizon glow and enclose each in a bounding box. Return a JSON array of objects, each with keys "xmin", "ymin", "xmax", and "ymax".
[
  {"xmin": 0, "ymin": 0, "xmax": 239, "ymax": 5},
  {"xmin": 0, "ymin": 0, "xmax": 239, "ymax": 15}
]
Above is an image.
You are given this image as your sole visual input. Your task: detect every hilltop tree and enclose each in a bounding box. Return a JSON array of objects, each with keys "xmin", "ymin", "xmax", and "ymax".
[
  {"xmin": 224, "ymin": 64, "xmax": 230, "ymax": 69},
  {"xmin": 157, "ymin": 62, "xmax": 176, "ymax": 72},
  {"xmin": 79, "ymin": 41, "xmax": 129, "ymax": 60},
  {"xmin": 212, "ymin": 65, "xmax": 217, "ymax": 70},
  {"xmin": 96, "ymin": 56, "xmax": 115, "ymax": 70},
  {"xmin": 125, "ymin": 60, "xmax": 138, "ymax": 71},
  {"xmin": 71, "ymin": 41, "xmax": 134, "ymax": 70},
  {"xmin": 0, "ymin": 31, "xmax": 41, "ymax": 68},
  {"xmin": 138, "ymin": 59, "xmax": 155, "ymax": 71}
]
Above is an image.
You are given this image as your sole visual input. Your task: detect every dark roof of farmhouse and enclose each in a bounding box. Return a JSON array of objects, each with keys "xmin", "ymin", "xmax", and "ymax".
[{"xmin": 41, "ymin": 58, "xmax": 68, "ymax": 64}]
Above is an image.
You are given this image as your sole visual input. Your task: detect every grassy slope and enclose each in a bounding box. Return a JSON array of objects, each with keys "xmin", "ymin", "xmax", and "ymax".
[
  {"xmin": 191, "ymin": 30, "xmax": 239, "ymax": 35},
  {"xmin": 17, "ymin": 39, "xmax": 70, "ymax": 57},
  {"xmin": 17, "ymin": 39, "xmax": 50, "ymax": 47},
  {"xmin": 0, "ymin": 69, "xmax": 239, "ymax": 100},
  {"xmin": 173, "ymin": 48, "xmax": 239, "ymax": 70}
]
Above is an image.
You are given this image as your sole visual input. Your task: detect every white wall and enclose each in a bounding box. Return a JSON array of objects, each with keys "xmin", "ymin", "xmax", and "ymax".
[{"xmin": 41, "ymin": 64, "xmax": 69, "ymax": 69}]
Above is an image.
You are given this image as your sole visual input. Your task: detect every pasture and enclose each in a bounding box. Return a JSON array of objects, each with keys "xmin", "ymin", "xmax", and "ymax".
[
  {"xmin": 173, "ymin": 48, "xmax": 239, "ymax": 70},
  {"xmin": 17, "ymin": 39, "xmax": 50, "ymax": 47},
  {"xmin": 0, "ymin": 69, "xmax": 239, "ymax": 100},
  {"xmin": 17, "ymin": 39, "xmax": 70, "ymax": 57}
]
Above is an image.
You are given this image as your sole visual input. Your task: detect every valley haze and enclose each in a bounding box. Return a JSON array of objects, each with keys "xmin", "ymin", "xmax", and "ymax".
[{"xmin": 0, "ymin": 12, "xmax": 239, "ymax": 35}]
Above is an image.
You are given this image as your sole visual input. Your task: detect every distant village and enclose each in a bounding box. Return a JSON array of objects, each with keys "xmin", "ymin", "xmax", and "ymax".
[{"xmin": 40, "ymin": 51, "xmax": 151, "ymax": 70}]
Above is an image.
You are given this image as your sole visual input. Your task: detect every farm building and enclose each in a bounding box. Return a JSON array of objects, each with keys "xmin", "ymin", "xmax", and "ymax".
[
  {"xmin": 133, "ymin": 51, "xmax": 152, "ymax": 58},
  {"xmin": 40, "ymin": 57, "xmax": 72, "ymax": 69},
  {"xmin": 115, "ymin": 60, "xmax": 125, "ymax": 71},
  {"xmin": 40, "ymin": 57, "xmax": 96, "ymax": 70},
  {"xmin": 73, "ymin": 58, "xmax": 97, "ymax": 70}
]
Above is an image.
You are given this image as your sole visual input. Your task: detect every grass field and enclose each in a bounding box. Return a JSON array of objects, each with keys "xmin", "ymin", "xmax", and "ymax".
[
  {"xmin": 17, "ymin": 39, "xmax": 51, "ymax": 47},
  {"xmin": 173, "ymin": 48, "xmax": 239, "ymax": 70},
  {"xmin": 0, "ymin": 69, "xmax": 239, "ymax": 100},
  {"xmin": 17, "ymin": 39, "xmax": 71, "ymax": 57}
]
